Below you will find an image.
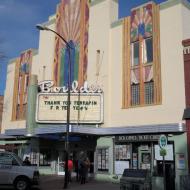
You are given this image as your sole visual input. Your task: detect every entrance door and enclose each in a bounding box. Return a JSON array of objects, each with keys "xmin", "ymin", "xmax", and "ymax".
[
  {"xmin": 57, "ymin": 151, "xmax": 65, "ymax": 176},
  {"xmin": 87, "ymin": 151, "xmax": 94, "ymax": 174},
  {"xmin": 165, "ymin": 162, "xmax": 175, "ymax": 190}
]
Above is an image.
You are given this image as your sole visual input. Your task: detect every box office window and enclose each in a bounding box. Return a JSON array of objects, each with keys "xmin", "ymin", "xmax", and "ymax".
[{"xmin": 97, "ymin": 148, "xmax": 109, "ymax": 172}]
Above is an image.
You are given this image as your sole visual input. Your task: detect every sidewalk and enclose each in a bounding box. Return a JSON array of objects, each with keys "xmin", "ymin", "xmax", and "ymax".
[{"xmin": 38, "ymin": 175, "xmax": 120, "ymax": 190}]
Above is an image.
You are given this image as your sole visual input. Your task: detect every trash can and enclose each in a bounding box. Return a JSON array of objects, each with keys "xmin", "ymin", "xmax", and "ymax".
[{"xmin": 120, "ymin": 169, "xmax": 151, "ymax": 190}]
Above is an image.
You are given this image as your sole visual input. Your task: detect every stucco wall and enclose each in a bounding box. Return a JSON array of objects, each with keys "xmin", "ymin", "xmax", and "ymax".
[
  {"xmin": 1, "ymin": 61, "xmax": 25, "ymax": 133},
  {"xmin": 88, "ymin": 0, "xmax": 118, "ymax": 127},
  {"xmin": 37, "ymin": 17, "xmax": 56, "ymax": 83},
  {"xmin": 2, "ymin": 0, "xmax": 190, "ymax": 133},
  {"xmin": 107, "ymin": 2, "xmax": 187, "ymax": 128}
]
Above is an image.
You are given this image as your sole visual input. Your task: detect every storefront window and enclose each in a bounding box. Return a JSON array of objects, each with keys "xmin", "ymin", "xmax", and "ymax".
[
  {"xmin": 97, "ymin": 148, "xmax": 109, "ymax": 172},
  {"xmin": 115, "ymin": 144, "xmax": 131, "ymax": 160},
  {"xmin": 39, "ymin": 149, "xmax": 51, "ymax": 166}
]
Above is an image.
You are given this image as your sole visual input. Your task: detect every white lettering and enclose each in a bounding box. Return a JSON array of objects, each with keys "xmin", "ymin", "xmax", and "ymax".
[{"xmin": 39, "ymin": 80, "xmax": 103, "ymax": 93}]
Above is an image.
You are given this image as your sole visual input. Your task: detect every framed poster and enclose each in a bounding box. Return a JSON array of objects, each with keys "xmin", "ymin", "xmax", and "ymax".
[
  {"xmin": 115, "ymin": 144, "xmax": 131, "ymax": 160},
  {"xmin": 176, "ymin": 153, "xmax": 185, "ymax": 170},
  {"xmin": 115, "ymin": 161, "xmax": 129, "ymax": 175},
  {"xmin": 154, "ymin": 144, "xmax": 174, "ymax": 161}
]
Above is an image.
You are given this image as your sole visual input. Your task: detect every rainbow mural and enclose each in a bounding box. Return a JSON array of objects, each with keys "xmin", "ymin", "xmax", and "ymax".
[
  {"xmin": 53, "ymin": 0, "xmax": 89, "ymax": 87},
  {"xmin": 14, "ymin": 50, "xmax": 33, "ymax": 120},
  {"xmin": 131, "ymin": 3, "xmax": 153, "ymax": 42}
]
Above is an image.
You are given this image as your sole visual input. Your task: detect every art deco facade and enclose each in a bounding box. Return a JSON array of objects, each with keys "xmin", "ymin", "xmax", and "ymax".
[{"xmin": 1, "ymin": 0, "xmax": 190, "ymax": 189}]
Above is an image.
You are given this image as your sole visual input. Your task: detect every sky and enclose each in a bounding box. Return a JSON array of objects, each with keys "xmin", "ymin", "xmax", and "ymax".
[{"xmin": 0, "ymin": 0, "xmax": 169, "ymax": 95}]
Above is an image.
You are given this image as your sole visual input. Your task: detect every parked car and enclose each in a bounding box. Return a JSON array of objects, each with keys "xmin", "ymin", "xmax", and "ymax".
[{"xmin": 0, "ymin": 151, "xmax": 39, "ymax": 190}]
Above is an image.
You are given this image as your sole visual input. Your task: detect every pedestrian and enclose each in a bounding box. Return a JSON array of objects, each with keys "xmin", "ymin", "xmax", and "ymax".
[
  {"xmin": 80, "ymin": 158, "xmax": 87, "ymax": 184},
  {"xmin": 68, "ymin": 156, "xmax": 73, "ymax": 183},
  {"xmin": 75, "ymin": 159, "xmax": 80, "ymax": 182},
  {"xmin": 23, "ymin": 156, "xmax": 31, "ymax": 166},
  {"xmin": 85, "ymin": 157, "xmax": 90, "ymax": 182}
]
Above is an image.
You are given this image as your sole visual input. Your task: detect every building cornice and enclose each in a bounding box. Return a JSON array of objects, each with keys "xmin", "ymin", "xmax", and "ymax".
[
  {"xmin": 160, "ymin": 0, "xmax": 190, "ymax": 11},
  {"xmin": 182, "ymin": 39, "xmax": 190, "ymax": 55},
  {"xmin": 90, "ymin": 0, "xmax": 118, "ymax": 7},
  {"xmin": 111, "ymin": 19, "xmax": 123, "ymax": 28},
  {"xmin": 183, "ymin": 46, "xmax": 190, "ymax": 54}
]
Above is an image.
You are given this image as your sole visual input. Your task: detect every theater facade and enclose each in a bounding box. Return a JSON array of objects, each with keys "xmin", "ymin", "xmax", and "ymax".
[{"xmin": 1, "ymin": 0, "xmax": 190, "ymax": 189}]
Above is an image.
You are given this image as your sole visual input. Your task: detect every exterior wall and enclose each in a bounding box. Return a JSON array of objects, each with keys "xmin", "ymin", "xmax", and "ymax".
[
  {"xmin": 107, "ymin": 2, "xmax": 186, "ymax": 127},
  {"xmin": 3, "ymin": 0, "xmax": 188, "ymax": 132},
  {"xmin": 37, "ymin": 16, "xmax": 56, "ymax": 82},
  {"xmin": 88, "ymin": 0, "xmax": 118, "ymax": 128},
  {"xmin": 1, "ymin": 51, "xmax": 39, "ymax": 133},
  {"xmin": 1, "ymin": 1, "xmax": 190, "ymax": 188},
  {"xmin": 0, "ymin": 96, "xmax": 3, "ymax": 132},
  {"xmin": 95, "ymin": 137, "xmax": 115, "ymax": 180},
  {"xmin": 168, "ymin": 133, "xmax": 189, "ymax": 190},
  {"xmin": 1, "ymin": 61, "xmax": 25, "ymax": 133}
]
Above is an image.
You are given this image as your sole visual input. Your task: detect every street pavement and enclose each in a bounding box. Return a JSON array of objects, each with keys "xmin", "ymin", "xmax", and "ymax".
[
  {"xmin": 0, "ymin": 174, "xmax": 120, "ymax": 190},
  {"xmin": 36, "ymin": 175, "xmax": 120, "ymax": 190}
]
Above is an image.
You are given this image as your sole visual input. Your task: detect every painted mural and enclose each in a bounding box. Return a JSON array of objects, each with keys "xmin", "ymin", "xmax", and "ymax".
[
  {"xmin": 130, "ymin": 3, "xmax": 153, "ymax": 85},
  {"xmin": 130, "ymin": 4, "xmax": 153, "ymax": 42},
  {"xmin": 122, "ymin": 2, "xmax": 161, "ymax": 107},
  {"xmin": 13, "ymin": 50, "xmax": 33, "ymax": 120},
  {"xmin": 53, "ymin": 0, "xmax": 89, "ymax": 87}
]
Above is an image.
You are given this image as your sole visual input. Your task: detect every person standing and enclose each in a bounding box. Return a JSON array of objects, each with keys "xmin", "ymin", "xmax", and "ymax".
[
  {"xmin": 80, "ymin": 158, "xmax": 87, "ymax": 184},
  {"xmin": 23, "ymin": 156, "xmax": 31, "ymax": 166},
  {"xmin": 68, "ymin": 156, "xmax": 73, "ymax": 183},
  {"xmin": 85, "ymin": 157, "xmax": 90, "ymax": 182}
]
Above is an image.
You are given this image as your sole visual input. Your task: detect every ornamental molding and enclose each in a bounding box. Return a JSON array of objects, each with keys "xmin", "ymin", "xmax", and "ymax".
[{"xmin": 183, "ymin": 46, "xmax": 190, "ymax": 55}]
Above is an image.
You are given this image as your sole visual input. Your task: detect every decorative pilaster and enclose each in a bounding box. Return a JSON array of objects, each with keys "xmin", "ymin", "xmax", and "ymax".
[{"xmin": 26, "ymin": 75, "xmax": 38, "ymax": 136}]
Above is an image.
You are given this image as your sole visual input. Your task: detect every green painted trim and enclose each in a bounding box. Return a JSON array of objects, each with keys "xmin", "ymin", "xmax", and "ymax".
[
  {"xmin": 0, "ymin": 141, "xmax": 5, "ymax": 145},
  {"xmin": 0, "ymin": 140, "xmax": 28, "ymax": 145},
  {"xmin": 131, "ymin": 1, "xmax": 155, "ymax": 11},
  {"xmin": 160, "ymin": 0, "xmax": 190, "ymax": 10},
  {"xmin": 111, "ymin": 19, "xmax": 123, "ymax": 28},
  {"xmin": 32, "ymin": 49, "xmax": 38, "ymax": 56},
  {"xmin": 90, "ymin": 0, "xmax": 105, "ymax": 7},
  {"xmin": 90, "ymin": 0, "xmax": 118, "ymax": 7},
  {"xmin": 26, "ymin": 75, "xmax": 38, "ymax": 136},
  {"xmin": 41, "ymin": 18, "xmax": 56, "ymax": 27}
]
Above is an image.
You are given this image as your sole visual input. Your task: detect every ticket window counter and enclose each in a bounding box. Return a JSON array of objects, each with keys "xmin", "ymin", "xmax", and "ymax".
[
  {"xmin": 138, "ymin": 146, "xmax": 151, "ymax": 170},
  {"xmin": 115, "ymin": 143, "xmax": 152, "ymax": 172},
  {"xmin": 132, "ymin": 144, "xmax": 151, "ymax": 170}
]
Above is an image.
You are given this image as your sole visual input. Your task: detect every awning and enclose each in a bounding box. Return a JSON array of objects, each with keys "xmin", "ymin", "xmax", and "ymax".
[
  {"xmin": 4, "ymin": 123, "xmax": 186, "ymax": 137},
  {"xmin": 0, "ymin": 134, "xmax": 16, "ymax": 139}
]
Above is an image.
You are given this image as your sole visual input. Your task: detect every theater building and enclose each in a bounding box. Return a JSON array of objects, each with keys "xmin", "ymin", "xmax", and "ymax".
[{"xmin": 1, "ymin": 0, "xmax": 190, "ymax": 189}]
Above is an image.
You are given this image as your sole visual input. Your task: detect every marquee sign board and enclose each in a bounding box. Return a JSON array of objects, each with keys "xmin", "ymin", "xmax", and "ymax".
[{"xmin": 36, "ymin": 93, "xmax": 103, "ymax": 124}]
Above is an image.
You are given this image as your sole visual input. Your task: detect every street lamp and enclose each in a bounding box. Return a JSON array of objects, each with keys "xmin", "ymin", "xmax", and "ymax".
[{"xmin": 36, "ymin": 24, "xmax": 71, "ymax": 189}]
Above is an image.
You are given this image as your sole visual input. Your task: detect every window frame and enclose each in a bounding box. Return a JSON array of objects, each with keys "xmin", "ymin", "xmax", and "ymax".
[{"xmin": 97, "ymin": 147, "xmax": 109, "ymax": 172}]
